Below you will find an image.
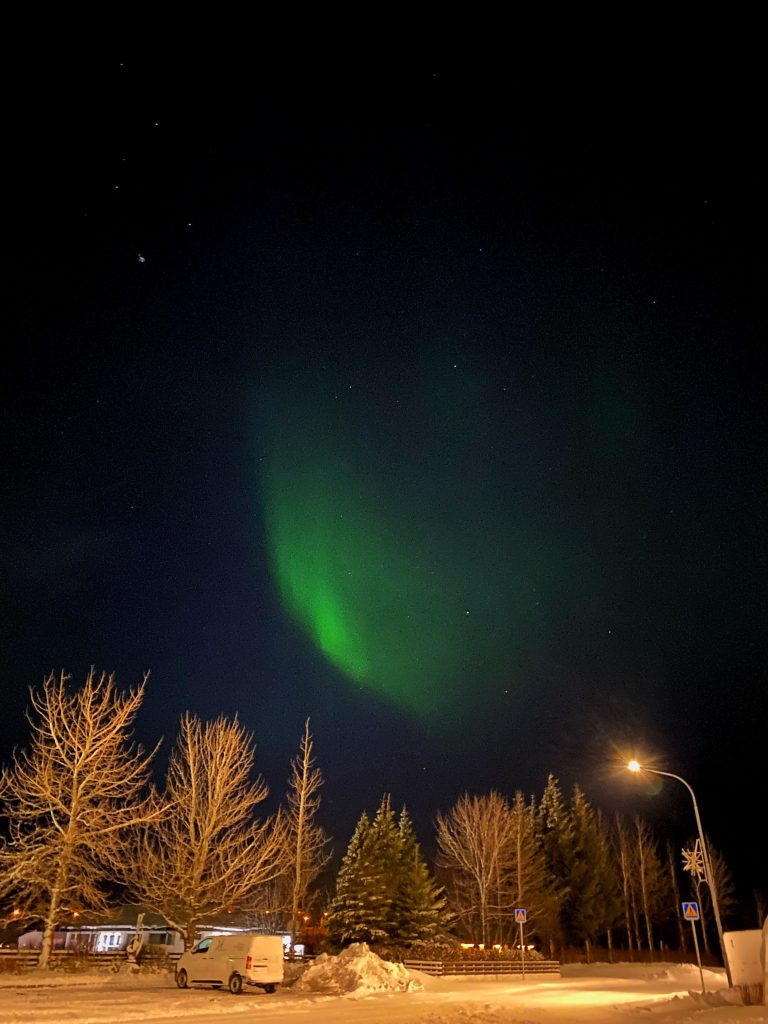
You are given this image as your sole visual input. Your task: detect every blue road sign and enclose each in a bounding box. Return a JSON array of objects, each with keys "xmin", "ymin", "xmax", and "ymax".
[
  {"xmin": 682, "ymin": 901, "xmax": 700, "ymax": 920},
  {"xmin": 514, "ymin": 908, "xmax": 527, "ymax": 923}
]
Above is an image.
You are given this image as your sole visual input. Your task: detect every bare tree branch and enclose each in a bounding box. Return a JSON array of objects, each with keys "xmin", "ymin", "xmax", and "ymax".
[
  {"xmin": 0, "ymin": 669, "xmax": 161, "ymax": 968},
  {"xmin": 125, "ymin": 713, "xmax": 289, "ymax": 948}
]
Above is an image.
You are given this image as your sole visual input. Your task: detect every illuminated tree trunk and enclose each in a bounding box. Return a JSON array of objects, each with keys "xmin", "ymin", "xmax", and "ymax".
[{"xmin": 38, "ymin": 853, "xmax": 69, "ymax": 969}]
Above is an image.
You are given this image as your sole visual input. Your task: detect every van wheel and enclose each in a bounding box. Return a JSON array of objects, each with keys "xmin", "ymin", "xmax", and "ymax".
[
  {"xmin": 228, "ymin": 973, "xmax": 243, "ymax": 995},
  {"xmin": 264, "ymin": 984, "xmax": 276, "ymax": 994},
  {"xmin": 176, "ymin": 969, "xmax": 188, "ymax": 989}
]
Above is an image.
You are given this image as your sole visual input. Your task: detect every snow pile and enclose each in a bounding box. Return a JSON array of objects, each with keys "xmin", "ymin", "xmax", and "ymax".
[{"xmin": 292, "ymin": 942, "xmax": 423, "ymax": 996}]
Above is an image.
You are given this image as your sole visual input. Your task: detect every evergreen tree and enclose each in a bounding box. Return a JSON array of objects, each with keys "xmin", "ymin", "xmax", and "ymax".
[
  {"xmin": 535, "ymin": 774, "xmax": 573, "ymax": 956},
  {"xmin": 327, "ymin": 797, "xmax": 447, "ymax": 947},
  {"xmin": 393, "ymin": 806, "xmax": 448, "ymax": 943},
  {"xmin": 364, "ymin": 795, "xmax": 402, "ymax": 939},
  {"xmin": 593, "ymin": 809, "xmax": 624, "ymax": 960},
  {"xmin": 326, "ymin": 811, "xmax": 376, "ymax": 945},
  {"xmin": 564, "ymin": 788, "xmax": 622, "ymax": 959},
  {"xmin": 508, "ymin": 792, "xmax": 559, "ymax": 947},
  {"xmin": 326, "ymin": 796, "xmax": 402, "ymax": 945}
]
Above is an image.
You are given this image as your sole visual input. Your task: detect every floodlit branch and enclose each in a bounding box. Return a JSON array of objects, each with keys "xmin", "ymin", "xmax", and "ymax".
[
  {"xmin": 0, "ymin": 669, "xmax": 160, "ymax": 968},
  {"xmin": 126, "ymin": 713, "xmax": 289, "ymax": 948}
]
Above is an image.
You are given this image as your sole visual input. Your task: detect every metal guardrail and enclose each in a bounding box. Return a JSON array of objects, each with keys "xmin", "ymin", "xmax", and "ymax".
[{"xmin": 403, "ymin": 958, "xmax": 560, "ymax": 976}]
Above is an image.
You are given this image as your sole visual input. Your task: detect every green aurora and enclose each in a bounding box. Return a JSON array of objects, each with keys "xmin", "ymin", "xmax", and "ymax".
[{"xmin": 259, "ymin": 359, "xmax": 570, "ymax": 719}]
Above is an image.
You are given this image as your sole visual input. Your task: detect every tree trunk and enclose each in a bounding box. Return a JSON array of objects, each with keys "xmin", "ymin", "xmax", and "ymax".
[
  {"xmin": 38, "ymin": 895, "xmax": 60, "ymax": 970},
  {"xmin": 38, "ymin": 847, "xmax": 72, "ymax": 969},
  {"xmin": 630, "ymin": 884, "xmax": 642, "ymax": 951}
]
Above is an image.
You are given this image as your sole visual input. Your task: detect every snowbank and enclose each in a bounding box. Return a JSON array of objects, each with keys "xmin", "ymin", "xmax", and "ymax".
[{"xmin": 292, "ymin": 942, "xmax": 423, "ymax": 996}]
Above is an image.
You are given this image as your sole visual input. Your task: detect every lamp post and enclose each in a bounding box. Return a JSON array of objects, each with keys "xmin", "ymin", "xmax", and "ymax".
[{"xmin": 627, "ymin": 760, "xmax": 732, "ymax": 987}]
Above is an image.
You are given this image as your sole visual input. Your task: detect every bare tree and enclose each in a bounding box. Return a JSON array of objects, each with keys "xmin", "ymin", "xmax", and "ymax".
[
  {"xmin": 634, "ymin": 816, "xmax": 669, "ymax": 955},
  {"xmin": 127, "ymin": 713, "xmax": 288, "ymax": 948},
  {"xmin": 689, "ymin": 836, "xmax": 737, "ymax": 955},
  {"xmin": 436, "ymin": 792, "xmax": 514, "ymax": 945},
  {"xmin": 0, "ymin": 669, "xmax": 161, "ymax": 968},
  {"xmin": 285, "ymin": 719, "xmax": 330, "ymax": 946},
  {"xmin": 613, "ymin": 814, "xmax": 641, "ymax": 951},
  {"xmin": 666, "ymin": 841, "xmax": 688, "ymax": 952}
]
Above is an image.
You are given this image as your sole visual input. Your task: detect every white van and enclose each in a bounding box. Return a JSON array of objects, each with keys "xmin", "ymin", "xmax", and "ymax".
[{"xmin": 175, "ymin": 933, "xmax": 284, "ymax": 995}]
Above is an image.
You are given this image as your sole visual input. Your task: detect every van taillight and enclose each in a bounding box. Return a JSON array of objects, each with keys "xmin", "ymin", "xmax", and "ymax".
[{"xmin": 246, "ymin": 955, "xmax": 252, "ymax": 969}]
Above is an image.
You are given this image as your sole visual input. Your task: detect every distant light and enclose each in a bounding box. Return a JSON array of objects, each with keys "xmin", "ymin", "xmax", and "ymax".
[{"xmin": 628, "ymin": 760, "xmax": 641, "ymax": 773}]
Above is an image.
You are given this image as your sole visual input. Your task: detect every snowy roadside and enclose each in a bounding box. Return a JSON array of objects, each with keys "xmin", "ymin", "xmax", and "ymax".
[{"xmin": 0, "ymin": 948, "xmax": 763, "ymax": 1024}]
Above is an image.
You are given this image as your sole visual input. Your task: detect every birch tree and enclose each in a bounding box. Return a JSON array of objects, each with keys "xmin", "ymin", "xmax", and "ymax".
[
  {"xmin": 436, "ymin": 791, "xmax": 514, "ymax": 945},
  {"xmin": 0, "ymin": 669, "xmax": 161, "ymax": 968},
  {"xmin": 634, "ymin": 815, "xmax": 669, "ymax": 954},
  {"xmin": 667, "ymin": 840, "xmax": 688, "ymax": 952},
  {"xmin": 687, "ymin": 836, "xmax": 736, "ymax": 955},
  {"xmin": 285, "ymin": 719, "xmax": 329, "ymax": 946},
  {"xmin": 612, "ymin": 815, "xmax": 637, "ymax": 951},
  {"xmin": 127, "ymin": 713, "xmax": 288, "ymax": 948}
]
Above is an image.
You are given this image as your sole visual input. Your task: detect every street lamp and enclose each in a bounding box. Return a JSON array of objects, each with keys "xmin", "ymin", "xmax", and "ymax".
[{"xmin": 627, "ymin": 760, "xmax": 733, "ymax": 987}]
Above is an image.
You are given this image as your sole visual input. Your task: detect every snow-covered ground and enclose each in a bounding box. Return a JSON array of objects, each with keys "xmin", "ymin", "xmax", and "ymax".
[{"xmin": 0, "ymin": 946, "xmax": 764, "ymax": 1024}]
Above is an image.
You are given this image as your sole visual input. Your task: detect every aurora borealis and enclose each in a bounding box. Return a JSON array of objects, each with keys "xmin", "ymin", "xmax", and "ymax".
[
  {"xmin": 1, "ymin": 56, "xmax": 765, "ymax": 899},
  {"xmin": 260, "ymin": 356, "xmax": 555, "ymax": 718}
]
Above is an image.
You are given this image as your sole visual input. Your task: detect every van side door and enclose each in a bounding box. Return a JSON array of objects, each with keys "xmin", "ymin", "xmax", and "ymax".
[{"xmin": 187, "ymin": 937, "xmax": 214, "ymax": 982}]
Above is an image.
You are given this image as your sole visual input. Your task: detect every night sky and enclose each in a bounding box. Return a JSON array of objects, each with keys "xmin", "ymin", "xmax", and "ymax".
[{"xmin": 3, "ymin": 56, "xmax": 766, "ymax": 904}]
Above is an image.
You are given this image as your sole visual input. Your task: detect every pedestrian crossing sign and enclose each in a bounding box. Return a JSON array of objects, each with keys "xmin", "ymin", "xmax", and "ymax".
[
  {"xmin": 682, "ymin": 902, "xmax": 700, "ymax": 920},
  {"xmin": 514, "ymin": 908, "xmax": 527, "ymax": 923}
]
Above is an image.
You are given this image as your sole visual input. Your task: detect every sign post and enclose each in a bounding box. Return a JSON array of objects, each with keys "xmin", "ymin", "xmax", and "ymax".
[
  {"xmin": 514, "ymin": 908, "xmax": 527, "ymax": 980},
  {"xmin": 682, "ymin": 902, "xmax": 705, "ymax": 993}
]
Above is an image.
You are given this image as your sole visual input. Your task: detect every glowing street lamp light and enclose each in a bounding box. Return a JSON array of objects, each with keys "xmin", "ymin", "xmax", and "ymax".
[{"xmin": 626, "ymin": 760, "xmax": 732, "ymax": 987}]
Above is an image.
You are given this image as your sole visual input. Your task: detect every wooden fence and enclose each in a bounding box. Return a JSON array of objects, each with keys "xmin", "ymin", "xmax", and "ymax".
[
  {"xmin": 0, "ymin": 949, "xmax": 559, "ymax": 978},
  {"xmin": 0, "ymin": 949, "xmax": 176, "ymax": 971},
  {"xmin": 403, "ymin": 958, "xmax": 560, "ymax": 976}
]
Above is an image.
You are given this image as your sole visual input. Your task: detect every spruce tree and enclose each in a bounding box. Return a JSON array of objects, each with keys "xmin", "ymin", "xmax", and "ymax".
[
  {"xmin": 326, "ymin": 797, "xmax": 402, "ymax": 946},
  {"xmin": 508, "ymin": 791, "xmax": 559, "ymax": 947},
  {"xmin": 564, "ymin": 786, "xmax": 622, "ymax": 959},
  {"xmin": 327, "ymin": 797, "xmax": 448, "ymax": 948},
  {"xmin": 326, "ymin": 811, "xmax": 375, "ymax": 945},
  {"xmin": 365, "ymin": 795, "xmax": 402, "ymax": 939},
  {"xmin": 393, "ymin": 806, "xmax": 448, "ymax": 944},
  {"xmin": 535, "ymin": 774, "xmax": 573, "ymax": 956}
]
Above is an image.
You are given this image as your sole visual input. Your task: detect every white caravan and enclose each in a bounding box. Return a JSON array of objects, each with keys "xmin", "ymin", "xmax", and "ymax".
[{"xmin": 175, "ymin": 934, "xmax": 284, "ymax": 995}]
